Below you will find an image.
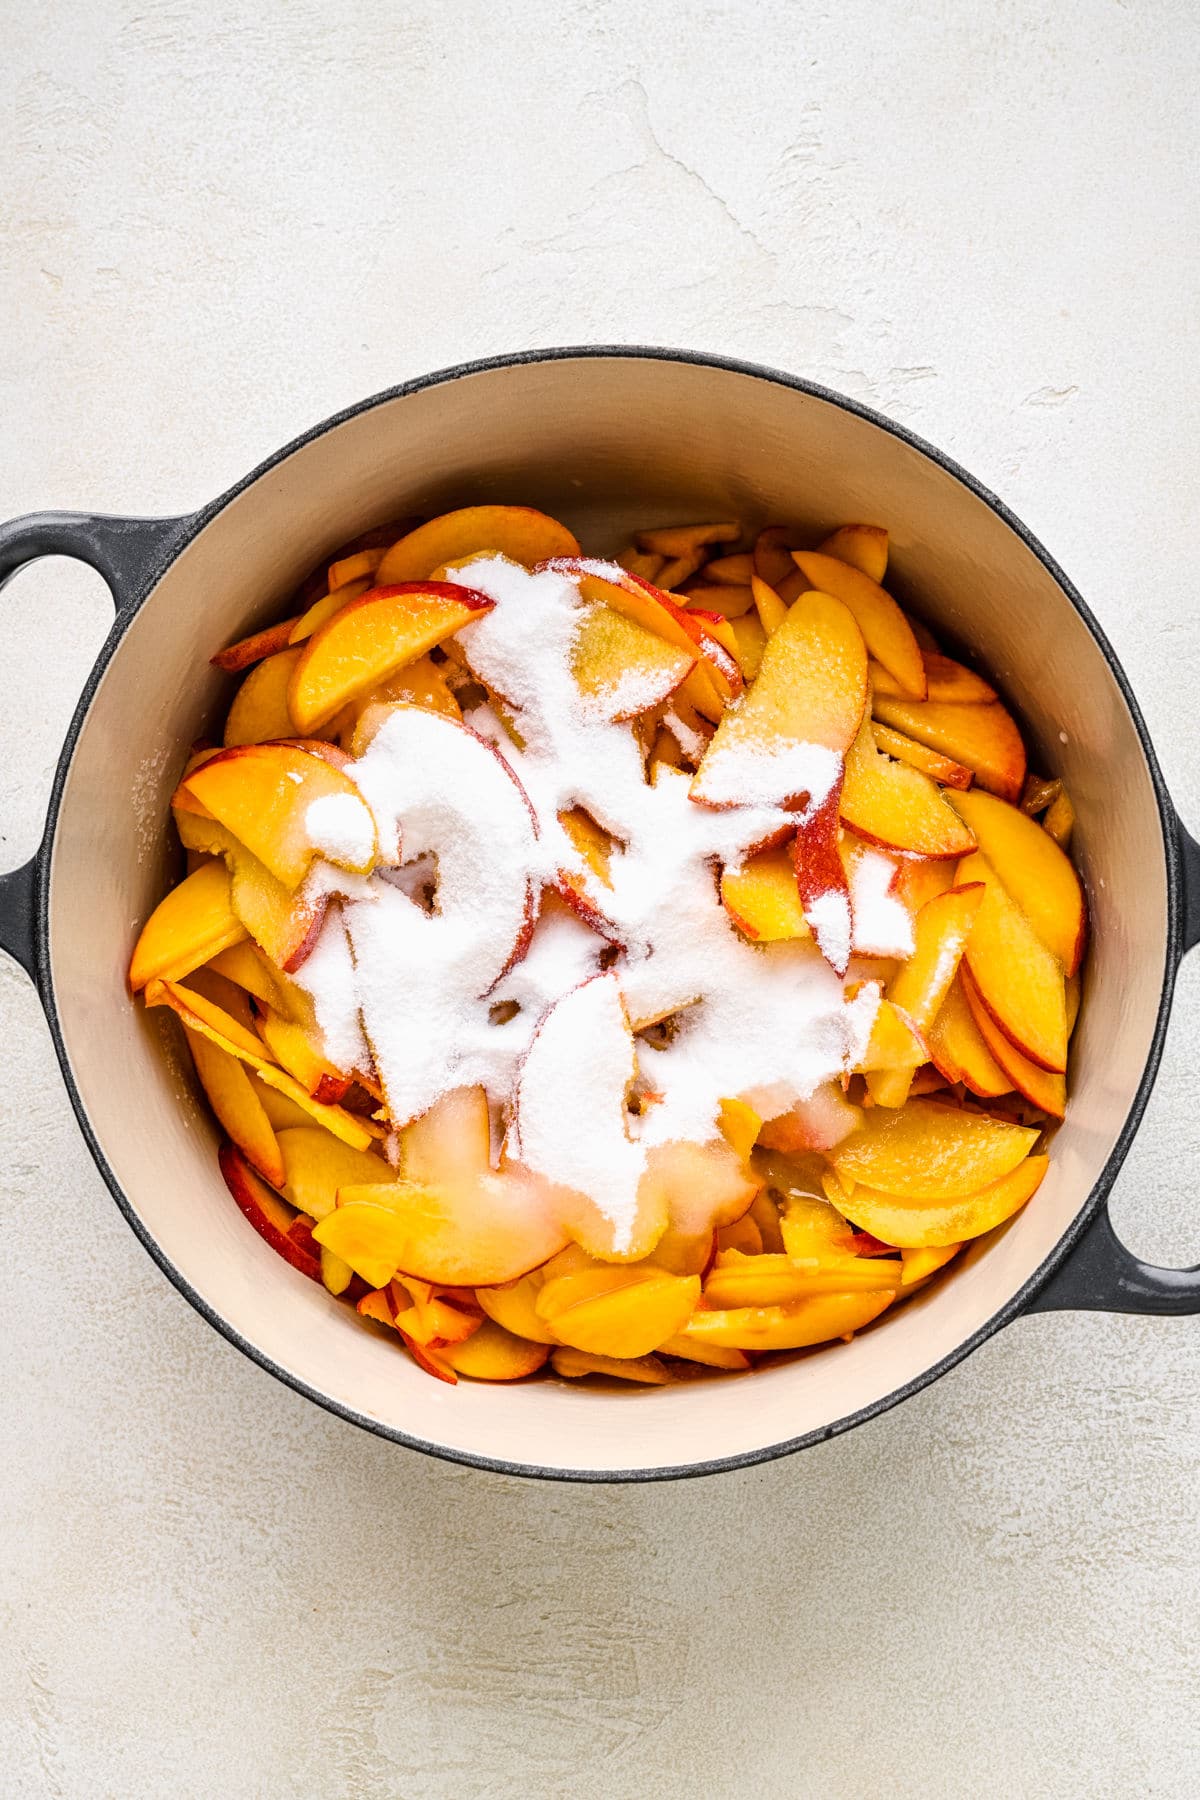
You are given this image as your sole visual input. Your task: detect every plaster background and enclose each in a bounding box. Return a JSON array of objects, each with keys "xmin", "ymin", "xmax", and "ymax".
[{"xmin": 1, "ymin": 2, "xmax": 1198, "ymax": 1794}]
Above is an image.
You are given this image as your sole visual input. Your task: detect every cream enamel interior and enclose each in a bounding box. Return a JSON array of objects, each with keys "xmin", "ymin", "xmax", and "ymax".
[{"xmin": 46, "ymin": 355, "xmax": 1170, "ymax": 1476}]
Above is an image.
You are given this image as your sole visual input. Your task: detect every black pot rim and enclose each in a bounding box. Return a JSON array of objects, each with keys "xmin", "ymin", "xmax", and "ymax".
[{"xmin": 32, "ymin": 344, "xmax": 1188, "ymax": 1483}]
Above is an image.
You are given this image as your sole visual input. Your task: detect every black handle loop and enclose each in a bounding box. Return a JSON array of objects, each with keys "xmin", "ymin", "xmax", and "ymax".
[
  {"xmin": 0, "ymin": 509, "xmax": 193, "ymax": 984},
  {"xmin": 1026, "ymin": 810, "xmax": 1200, "ymax": 1315}
]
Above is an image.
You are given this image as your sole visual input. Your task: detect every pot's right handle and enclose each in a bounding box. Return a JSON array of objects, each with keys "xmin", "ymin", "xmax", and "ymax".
[
  {"xmin": 0, "ymin": 509, "xmax": 194, "ymax": 987},
  {"xmin": 1027, "ymin": 810, "xmax": 1200, "ymax": 1315}
]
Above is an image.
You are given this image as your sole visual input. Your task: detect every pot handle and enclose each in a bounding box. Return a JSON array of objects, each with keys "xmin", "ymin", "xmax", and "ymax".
[
  {"xmin": 0, "ymin": 509, "xmax": 194, "ymax": 985},
  {"xmin": 1026, "ymin": 809, "xmax": 1200, "ymax": 1314}
]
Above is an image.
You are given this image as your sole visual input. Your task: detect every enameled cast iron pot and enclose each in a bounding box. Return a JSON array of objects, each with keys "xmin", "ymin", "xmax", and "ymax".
[{"xmin": 3, "ymin": 348, "xmax": 1199, "ymax": 1482}]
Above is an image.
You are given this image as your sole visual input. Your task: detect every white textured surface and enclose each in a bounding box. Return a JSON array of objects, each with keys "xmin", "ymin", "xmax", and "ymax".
[{"xmin": 2, "ymin": 2, "xmax": 1199, "ymax": 1794}]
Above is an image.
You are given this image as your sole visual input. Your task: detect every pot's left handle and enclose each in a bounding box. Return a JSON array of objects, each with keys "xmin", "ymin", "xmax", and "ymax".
[{"xmin": 0, "ymin": 509, "xmax": 195, "ymax": 987}]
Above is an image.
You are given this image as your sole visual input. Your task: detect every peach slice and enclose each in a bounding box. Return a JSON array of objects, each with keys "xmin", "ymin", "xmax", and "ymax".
[
  {"xmin": 958, "ymin": 851, "xmax": 1068, "ymax": 1072},
  {"xmin": 681, "ymin": 583, "xmax": 755, "ymax": 619},
  {"xmin": 816, "ymin": 523, "xmax": 888, "ymax": 583},
  {"xmin": 571, "ymin": 602, "xmax": 696, "ymax": 719},
  {"xmin": 206, "ymin": 940, "xmax": 297, "ymax": 1017},
  {"xmin": 1043, "ymin": 788, "xmax": 1075, "ymax": 848},
  {"xmin": 872, "ymin": 695, "xmax": 1026, "ymax": 802},
  {"xmin": 926, "ymin": 974, "xmax": 1012, "ymax": 1099},
  {"xmin": 476, "ymin": 1273, "xmax": 559, "ymax": 1345},
  {"xmin": 400, "ymin": 1085, "xmax": 493, "ymax": 1193},
  {"xmin": 256, "ymin": 1085, "xmax": 323, "ymax": 1133},
  {"xmin": 218, "ymin": 1143, "xmax": 321, "ymax": 1281},
  {"xmin": 727, "ymin": 612, "xmax": 767, "ymax": 681},
  {"xmin": 657, "ymin": 1336, "xmax": 751, "ymax": 1370},
  {"xmin": 866, "ymin": 883, "xmax": 983, "ymax": 1107},
  {"xmin": 718, "ymin": 1097, "xmax": 763, "ymax": 1165},
  {"xmin": 644, "ymin": 1138, "xmax": 761, "ymax": 1245},
  {"xmin": 316, "ymin": 1176, "xmax": 569, "ymax": 1289},
  {"xmin": 276, "ymin": 1127, "xmax": 393, "ymax": 1221},
  {"xmin": 223, "ymin": 647, "xmax": 303, "ymax": 747},
  {"xmin": 320, "ymin": 1247, "xmax": 355, "ymax": 1296},
  {"xmin": 377, "ymin": 506, "xmax": 579, "ymax": 584},
  {"xmin": 289, "ymin": 581, "xmax": 494, "ymax": 732},
  {"xmin": 791, "ymin": 551, "xmax": 925, "ymax": 698},
  {"xmin": 947, "ymin": 788, "xmax": 1085, "ymax": 974},
  {"xmin": 287, "ymin": 577, "xmax": 372, "ymax": 647},
  {"xmin": 720, "ymin": 845, "xmax": 810, "ymax": 942},
  {"xmin": 328, "ymin": 548, "xmax": 385, "ymax": 590},
  {"xmin": 228, "ymin": 851, "xmax": 327, "ymax": 973},
  {"xmin": 256, "ymin": 1009, "xmax": 348, "ymax": 1101},
  {"xmin": 829, "ymin": 1099, "xmax": 1039, "ymax": 1200},
  {"xmin": 187, "ymin": 1029, "xmax": 285, "ymax": 1187},
  {"xmin": 871, "ymin": 652, "xmax": 996, "ymax": 705},
  {"xmin": 128, "ymin": 861, "xmax": 248, "ymax": 992},
  {"xmin": 823, "ymin": 1155, "xmax": 1049, "ymax": 1249},
  {"xmin": 550, "ymin": 1347, "xmax": 671, "ymax": 1383},
  {"xmin": 211, "ymin": 615, "xmax": 302, "ymax": 674},
  {"xmin": 392, "ymin": 1276, "xmax": 483, "ymax": 1346},
  {"xmin": 444, "ymin": 1320, "xmax": 549, "ymax": 1381},
  {"xmin": 960, "ymin": 965, "xmax": 1066, "ymax": 1117},
  {"xmin": 543, "ymin": 559, "xmax": 742, "ymax": 718},
  {"xmin": 757, "ymin": 1082, "xmax": 863, "ymax": 1154},
  {"xmin": 691, "ymin": 591, "xmax": 868, "ymax": 809},
  {"xmin": 704, "ymin": 551, "xmax": 754, "ymax": 585},
  {"xmin": 635, "ymin": 521, "xmax": 740, "ymax": 558},
  {"xmin": 895, "ymin": 856, "xmax": 956, "ymax": 912},
  {"xmin": 617, "ymin": 547, "xmax": 666, "ymax": 582},
  {"xmin": 840, "ymin": 716, "xmax": 978, "ymax": 859},
  {"xmin": 535, "ymin": 1265, "xmax": 701, "ymax": 1358},
  {"xmin": 793, "ymin": 784, "xmax": 853, "ymax": 974},
  {"xmin": 750, "ymin": 572, "xmax": 789, "ymax": 637},
  {"xmin": 777, "ymin": 1191, "xmax": 860, "ymax": 1261},
  {"xmin": 682, "ymin": 1289, "xmax": 894, "ymax": 1351},
  {"xmin": 872, "ymin": 723, "xmax": 972, "ymax": 789},
  {"xmin": 703, "ymin": 1252, "xmax": 900, "ymax": 1308},
  {"xmin": 753, "ymin": 527, "xmax": 806, "ymax": 604},
  {"xmin": 854, "ymin": 998, "xmax": 929, "ymax": 1073},
  {"xmin": 144, "ymin": 977, "xmax": 374, "ymax": 1150},
  {"xmin": 900, "ymin": 1244, "xmax": 962, "ymax": 1287},
  {"xmin": 181, "ymin": 744, "xmax": 376, "ymax": 890}
]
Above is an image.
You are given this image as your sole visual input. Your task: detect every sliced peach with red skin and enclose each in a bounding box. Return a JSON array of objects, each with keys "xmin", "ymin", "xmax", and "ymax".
[
  {"xmin": 830, "ymin": 1098, "xmax": 1038, "ymax": 1200},
  {"xmin": 212, "ymin": 616, "xmax": 302, "ymax": 674},
  {"xmin": 187, "ymin": 1029, "xmax": 285, "ymax": 1187},
  {"xmin": 872, "ymin": 694, "xmax": 1026, "ymax": 803},
  {"xmin": 854, "ymin": 998, "xmax": 929, "ymax": 1074},
  {"xmin": 289, "ymin": 581, "xmax": 494, "ymax": 733},
  {"xmin": 181, "ymin": 743, "xmax": 376, "ymax": 890},
  {"xmin": 444, "ymin": 1320, "xmax": 549, "ymax": 1380},
  {"xmin": 721, "ymin": 844, "xmax": 810, "ymax": 942},
  {"xmin": 867, "ymin": 882, "xmax": 984, "ymax": 1107},
  {"xmin": 816, "ymin": 524, "xmax": 888, "ymax": 584},
  {"xmin": 571, "ymin": 602, "xmax": 696, "ymax": 719},
  {"xmin": 218, "ymin": 1143, "xmax": 321, "ymax": 1281},
  {"xmin": 872, "ymin": 723, "xmax": 972, "ymax": 789},
  {"xmin": 792, "ymin": 783, "xmax": 853, "ymax": 973},
  {"xmin": 535, "ymin": 1265, "xmax": 701, "ymax": 1358},
  {"xmin": 683, "ymin": 1289, "xmax": 894, "ymax": 1351},
  {"xmin": 958, "ymin": 850, "xmax": 1069, "ymax": 1072},
  {"xmin": 256, "ymin": 1009, "xmax": 348, "ymax": 1102},
  {"xmin": 344, "ymin": 657, "xmax": 462, "ymax": 754},
  {"xmin": 228, "ymin": 850, "xmax": 327, "ymax": 973},
  {"xmin": 823, "ymin": 1155, "xmax": 1049, "ymax": 1249},
  {"xmin": 960, "ymin": 964, "xmax": 1066, "ymax": 1118},
  {"xmin": 276, "ymin": 1127, "xmax": 394, "ymax": 1221},
  {"xmin": 144, "ymin": 977, "xmax": 375, "ymax": 1150},
  {"xmin": 376, "ymin": 506, "xmax": 579, "ymax": 584},
  {"xmin": 947, "ymin": 788, "xmax": 1085, "ymax": 974},
  {"xmin": 791, "ymin": 551, "xmax": 926, "ymax": 698},
  {"xmin": 926, "ymin": 974, "xmax": 1012, "ymax": 1099},
  {"xmin": 840, "ymin": 716, "xmax": 977, "ymax": 859},
  {"xmin": 128, "ymin": 860, "xmax": 248, "ymax": 992},
  {"xmin": 692, "ymin": 590, "xmax": 868, "ymax": 809}
]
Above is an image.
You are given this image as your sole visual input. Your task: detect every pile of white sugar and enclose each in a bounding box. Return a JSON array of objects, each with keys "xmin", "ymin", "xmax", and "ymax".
[{"xmin": 293, "ymin": 558, "xmax": 908, "ymax": 1248}]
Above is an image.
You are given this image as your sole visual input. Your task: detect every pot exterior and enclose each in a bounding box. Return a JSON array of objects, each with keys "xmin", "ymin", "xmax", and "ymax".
[{"xmin": 13, "ymin": 352, "xmax": 1184, "ymax": 1476}]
